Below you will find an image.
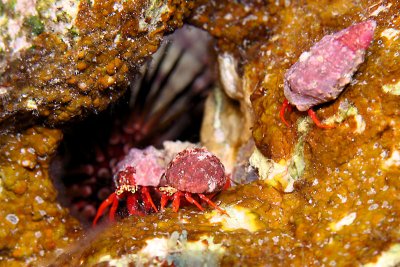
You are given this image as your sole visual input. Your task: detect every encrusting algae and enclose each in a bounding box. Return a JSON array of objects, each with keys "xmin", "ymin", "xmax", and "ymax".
[
  {"xmin": 0, "ymin": 127, "xmax": 81, "ymax": 265},
  {"xmin": 0, "ymin": 0, "xmax": 194, "ymax": 131}
]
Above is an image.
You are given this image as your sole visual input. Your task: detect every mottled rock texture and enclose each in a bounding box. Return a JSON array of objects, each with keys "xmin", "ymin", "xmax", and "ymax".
[
  {"xmin": 0, "ymin": 0, "xmax": 194, "ymax": 132},
  {"xmin": 0, "ymin": 0, "xmax": 196, "ymax": 265},
  {"xmin": 61, "ymin": 1, "xmax": 400, "ymax": 266},
  {"xmin": 0, "ymin": 127, "xmax": 81, "ymax": 266}
]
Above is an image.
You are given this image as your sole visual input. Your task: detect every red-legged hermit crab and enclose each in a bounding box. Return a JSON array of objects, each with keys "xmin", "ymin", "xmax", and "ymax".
[
  {"xmin": 280, "ymin": 20, "xmax": 377, "ymax": 128},
  {"xmin": 93, "ymin": 147, "xmax": 229, "ymax": 226},
  {"xmin": 159, "ymin": 148, "xmax": 229, "ymax": 214},
  {"xmin": 93, "ymin": 147, "xmax": 165, "ymax": 225}
]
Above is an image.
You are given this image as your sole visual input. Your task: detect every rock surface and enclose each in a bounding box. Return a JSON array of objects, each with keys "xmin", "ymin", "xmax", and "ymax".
[
  {"xmin": 0, "ymin": 0, "xmax": 196, "ymax": 265},
  {"xmin": 0, "ymin": 127, "xmax": 81, "ymax": 265},
  {"xmin": 0, "ymin": 0, "xmax": 194, "ymax": 132},
  {"xmin": 52, "ymin": 0, "xmax": 400, "ymax": 266}
]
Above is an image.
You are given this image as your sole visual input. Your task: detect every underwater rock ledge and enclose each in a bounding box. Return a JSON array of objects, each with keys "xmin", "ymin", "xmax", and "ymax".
[{"xmin": 0, "ymin": 0, "xmax": 194, "ymax": 132}]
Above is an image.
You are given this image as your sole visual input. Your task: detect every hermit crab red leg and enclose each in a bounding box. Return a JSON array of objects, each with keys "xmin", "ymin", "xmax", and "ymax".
[
  {"xmin": 141, "ymin": 187, "xmax": 158, "ymax": 212},
  {"xmin": 307, "ymin": 109, "xmax": 335, "ymax": 129},
  {"xmin": 172, "ymin": 192, "xmax": 183, "ymax": 212},
  {"xmin": 183, "ymin": 192, "xmax": 204, "ymax": 211},
  {"xmin": 126, "ymin": 193, "xmax": 143, "ymax": 216},
  {"xmin": 279, "ymin": 99, "xmax": 291, "ymax": 127},
  {"xmin": 280, "ymin": 99, "xmax": 334, "ymax": 129},
  {"xmin": 109, "ymin": 195, "xmax": 119, "ymax": 221},
  {"xmin": 198, "ymin": 194, "xmax": 228, "ymax": 215},
  {"xmin": 93, "ymin": 193, "xmax": 117, "ymax": 226},
  {"xmin": 160, "ymin": 193, "xmax": 170, "ymax": 210}
]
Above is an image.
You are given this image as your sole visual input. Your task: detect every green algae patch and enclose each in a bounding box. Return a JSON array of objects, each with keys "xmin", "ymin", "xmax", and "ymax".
[{"xmin": 25, "ymin": 15, "xmax": 45, "ymax": 36}]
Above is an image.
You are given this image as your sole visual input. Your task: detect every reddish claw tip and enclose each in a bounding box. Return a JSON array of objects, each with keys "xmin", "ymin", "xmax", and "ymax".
[
  {"xmin": 280, "ymin": 99, "xmax": 291, "ymax": 127},
  {"xmin": 307, "ymin": 109, "xmax": 335, "ymax": 129},
  {"xmin": 172, "ymin": 192, "xmax": 183, "ymax": 212},
  {"xmin": 160, "ymin": 194, "xmax": 169, "ymax": 210},
  {"xmin": 141, "ymin": 187, "xmax": 158, "ymax": 213},
  {"xmin": 92, "ymin": 193, "xmax": 117, "ymax": 227}
]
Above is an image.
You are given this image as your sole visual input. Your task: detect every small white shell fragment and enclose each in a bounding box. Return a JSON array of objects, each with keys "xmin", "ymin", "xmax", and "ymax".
[
  {"xmin": 218, "ymin": 52, "xmax": 243, "ymax": 100},
  {"xmin": 329, "ymin": 212, "xmax": 357, "ymax": 231},
  {"xmin": 206, "ymin": 205, "xmax": 263, "ymax": 232},
  {"xmin": 6, "ymin": 214, "xmax": 19, "ymax": 225}
]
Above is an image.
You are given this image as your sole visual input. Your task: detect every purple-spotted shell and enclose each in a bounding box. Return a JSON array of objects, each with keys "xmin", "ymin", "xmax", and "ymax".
[
  {"xmin": 284, "ymin": 20, "xmax": 376, "ymax": 111},
  {"xmin": 165, "ymin": 148, "xmax": 226, "ymax": 194}
]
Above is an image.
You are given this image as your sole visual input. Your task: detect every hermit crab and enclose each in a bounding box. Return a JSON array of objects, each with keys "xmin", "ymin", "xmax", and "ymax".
[
  {"xmin": 93, "ymin": 147, "xmax": 229, "ymax": 225},
  {"xmin": 159, "ymin": 148, "xmax": 229, "ymax": 214},
  {"xmin": 280, "ymin": 20, "xmax": 376, "ymax": 128}
]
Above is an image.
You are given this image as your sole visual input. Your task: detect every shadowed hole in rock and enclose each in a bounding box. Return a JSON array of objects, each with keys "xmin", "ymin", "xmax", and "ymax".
[{"xmin": 51, "ymin": 26, "xmax": 216, "ymax": 226}]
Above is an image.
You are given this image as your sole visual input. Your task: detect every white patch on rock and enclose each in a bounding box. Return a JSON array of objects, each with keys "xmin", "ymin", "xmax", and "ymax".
[
  {"xmin": 381, "ymin": 28, "xmax": 399, "ymax": 41},
  {"xmin": 369, "ymin": 2, "xmax": 392, "ymax": 17},
  {"xmin": 249, "ymin": 148, "xmax": 293, "ymax": 191},
  {"xmin": 6, "ymin": 214, "xmax": 19, "ymax": 225},
  {"xmin": 382, "ymin": 150, "xmax": 400, "ymax": 170},
  {"xmin": 382, "ymin": 80, "xmax": 400, "ymax": 96},
  {"xmin": 329, "ymin": 212, "xmax": 357, "ymax": 231},
  {"xmin": 363, "ymin": 243, "xmax": 400, "ymax": 267},
  {"xmin": 206, "ymin": 205, "xmax": 262, "ymax": 232}
]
